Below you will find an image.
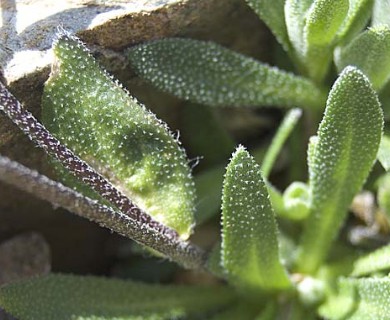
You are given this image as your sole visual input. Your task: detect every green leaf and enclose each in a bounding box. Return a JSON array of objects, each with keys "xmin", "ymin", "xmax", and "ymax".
[
  {"xmin": 128, "ymin": 39, "xmax": 326, "ymax": 110},
  {"xmin": 221, "ymin": 146, "xmax": 291, "ymax": 291},
  {"xmin": 261, "ymin": 108, "xmax": 302, "ymax": 179},
  {"xmin": 335, "ymin": 26, "xmax": 390, "ymax": 91},
  {"xmin": 307, "ymin": 135, "xmax": 318, "ymax": 180},
  {"xmin": 0, "ymin": 274, "xmax": 234, "ymax": 320},
  {"xmin": 336, "ymin": 0, "xmax": 373, "ymax": 44},
  {"xmin": 372, "ymin": 0, "xmax": 390, "ymax": 27},
  {"xmin": 284, "ymin": 0, "xmax": 314, "ymax": 61},
  {"xmin": 254, "ymin": 302, "xmax": 277, "ymax": 320},
  {"xmin": 322, "ymin": 277, "xmax": 390, "ymax": 320},
  {"xmin": 246, "ymin": 0, "xmax": 290, "ymax": 51},
  {"xmin": 303, "ymin": 0, "xmax": 349, "ymax": 82},
  {"xmin": 346, "ymin": 277, "xmax": 390, "ymax": 319},
  {"xmin": 282, "ymin": 181, "xmax": 310, "ymax": 220},
  {"xmin": 318, "ymin": 278, "xmax": 356, "ymax": 320},
  {"xmin": 378, "ymin": 135, "xmax": 390, "ymax": 170},
  {"xmin": 287, "ymin": 301, "xmax": 318, "ymax": 320},
  {"xmin": 379, "ymin": 80, "xmax": 390, "ymax": 121},
  {"xmin": 42, "ymin": 34, "xmax": 195, "ymax": 239},
  {"xmin": 209, "ymin": 301, "xmax": 262, "ymax": 320},
  {"xmin": 194, "ymin": 146, "xmax": 267, "ymax": 224},
  {"xmin": 207, "ymin": 241, "xmax": 225, "ymax": 278},
  {"xmin": 377, "ymin": 173, "xmax": 390, "ymax": 220},
  {"xmin": 297, "ymin": 67, "xmax": 383, "ymax": 274},
  {"xmin": 305, "ymin": 0, "xmax": 349, "ymax": 46},
  {"xmin": 352, "ymin": 243, "xmax": 390, "ymax": 276},
  {"xmin": 278, "ymin": 232, "xmax": 297, "ymax": 270},
  {"xmin": 267, "ymin": 182, "xmax": 288, "ymax": 217}
]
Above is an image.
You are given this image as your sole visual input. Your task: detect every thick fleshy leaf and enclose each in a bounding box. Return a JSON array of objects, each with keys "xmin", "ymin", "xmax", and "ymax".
[
  {"xmin": 284, "ymin": 0, "xmax": 314, "ymax": 61},
  {"xmin": 336, "ymin": 0, "xmax": 373, "ymax": 43},
  {"xmin": 221, "ymin": 146, "xmax": 291, "ymax": 291},
  {"xmin": 297, "ymin": 67, "xmax": 383, "ymax": 274},
  {"xmin": 42, "ymin": 34, "xmax": 195, "ymax": 239},
  {"xmin": 0, "ymin": 274, "xmax": 234, "ymax": 320},
  {"xmin": 321, "ymin": 277, "xmax": 390, "ymax": 320},
  {"xmin": 246, "ymin": 0, "xmax": 290, "ymax": 51},
  {"xmin": 378, "ymin": 135, "xmax": 390, "ymax": 170},
  {"xmin": 305, "ymin": 0, "xmax": 349, "ymax": 46},
  {"xmin": 335, "ymin": 26, "xmax": 390, "ymax": 91},
  {"xmin": 303, "ymin": 0, "xmax": 349, "ymax": 82},
  {"xmin": 128, "ymin": 39, "xmax": 326, "ymax": 110},
  {"xmin": 282, "ymin": 182, "xmax": 310, "ymax": 220},
  {"xmin": 352, "ymin": 243, "xmax": 390, "ymax": 276},
  {"xmin": 372, "ymin": 0, "xmax": 390, "ymax": 27},
  {"xmin": 194, "ymin": 147, "xmax": 266, "ymax": 224},
  {"xmin": 318, "ymin": 278, "xmax": 356, "ymax": 320},
  {"xmin": 307, "ymin": 135, "xmax": 318, "ymax": 180}
]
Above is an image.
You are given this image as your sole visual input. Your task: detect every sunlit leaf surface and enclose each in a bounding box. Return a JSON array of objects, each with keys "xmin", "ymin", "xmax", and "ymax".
[
  {"xmin": 42, "ymin": 34, "xmax": 195, "ymax": 238},
  {"xmin": 128, "ymin": 39, "xmax": 326, "ymax": 110},
  {"xmin": 297, "ymin": 67, "xmax": 383, "ymax": 273},
  {"xmin": 221, "ymin": 146, "xmax": 291, "ymax": 291}
]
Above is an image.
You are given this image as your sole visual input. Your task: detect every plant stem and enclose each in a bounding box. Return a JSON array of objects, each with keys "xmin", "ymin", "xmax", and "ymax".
[
  {"xmin": 261, "ymin": 108, "xmax": 302, "ymax": 179},
  {"xmin": 0, "ymin": 81, "xmax": 178, "ymax": 240},
  {"xmin": 0, "ymin": 155, "xmax": 207, "ymax": 270}
]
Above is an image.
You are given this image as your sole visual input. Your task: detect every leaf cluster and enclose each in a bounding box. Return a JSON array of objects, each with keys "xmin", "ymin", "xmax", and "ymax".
[{"xmin": 2, "ymin": 1, "xmax": 390, "ymax": 319}]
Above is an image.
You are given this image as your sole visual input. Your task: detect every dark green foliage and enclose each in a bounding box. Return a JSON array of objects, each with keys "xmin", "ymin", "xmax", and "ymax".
[{"xmin": 0, "ymin": 274, "xmax": 234, "ymax": 320}]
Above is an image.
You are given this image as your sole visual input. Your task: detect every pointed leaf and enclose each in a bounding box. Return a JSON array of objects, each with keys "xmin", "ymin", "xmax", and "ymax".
[
  {"xmin": 194, "ymin": 146, "xmax": 266, "ymax": 224},
  {"xmin": 322, "ymin": 278, "xmax": 390, "ymax": 320},
  {"xmin": 378, "ymin": 135, "xmax": 390, "ymax": 170},
  {"xmin": 352, "ymin": 243, "xmax": 390, "ymax": 276},
  {"xmin": 246, "ymin": 0, "xmax": 290, "ymax": 51},
  {"xmin": 128, "ymin": 39, "xmax": 326, "ymax": 110},
  {"xmin": 0, "ymin": 274, "xmax": 234, "ymax": 320},
  {"xmin": 303, "ymin": 0, "xmax": 349, "ymax": 82},
  {"xmin": 297, "ymin": 67, "xmax": 383, "ymax": 274},
  {"xmin": 221, "ymin": 146, "xmax": 291, "ymax": 291},
  {"xmin": 42, "ymin": 34, "xmax": 195, "ymax": 239},
  {"xmin": 335, "ymin": 26, "xmax": 390, "ymax": 91}
]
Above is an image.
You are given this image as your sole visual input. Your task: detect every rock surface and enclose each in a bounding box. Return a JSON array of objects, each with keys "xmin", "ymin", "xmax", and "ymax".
[{"xmin": 0, "ymin": 232, "xmax": 50, "ymax": 285}]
